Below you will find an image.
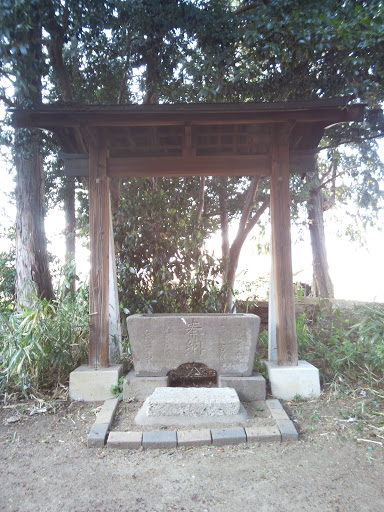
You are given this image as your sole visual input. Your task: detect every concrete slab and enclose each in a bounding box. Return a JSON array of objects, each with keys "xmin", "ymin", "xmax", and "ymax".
[
  {"xmin": 177, "ymin": 429, "xmax": 212, "ymax": 447},
  {"xmin": 211, "ymin": 427, "xmax": 246, "ymax": 446},
  {"xmin": 127, "ymin": 313, "xmax": 260, "ymax": 377},
  {"xmin": 276, "ymin": 419, "xmax": 299, "ymax": 442},
  {"xmin": 95, "ymin": 398, "xmax": 120, "ymax": 427},
  {"xmin": 218, "ymin": 373, "xmax": 266, "ymax": 401},
  {"xmin": 107, "ymin": 431, "xmax": 142, "ymax": 449},
  {"xmin": 245, "ymin": 426, "xmax": 281, "ymax": 443},
  {"xmin": 142, "ymin": 431, "xmax": 177, "ymax": 449},
  {"xmin": 69, "ymin": 364, "xmax": 123, "ymax": 402},
  {"xmin": 135, "ymin": 387, "xmax": 248, "ymax": 426},
  {"xmin": 88, "ymin": 423, "xmax": 109, "ymax": 448},
  {"xmin": 123, "ymin": 371, "xmax": 168, "ymax": 402},
  {"xmin": 264, "ymin": 360, "xmax": 321, "ymax": 400}
]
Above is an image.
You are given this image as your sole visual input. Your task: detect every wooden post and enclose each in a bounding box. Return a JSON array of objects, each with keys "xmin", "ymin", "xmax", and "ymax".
[
  {"xmin": 270, "ymin": 123, "xmax": 298, "ymax": 366},
  {"xmin": 268, "ymin": 246, "xmax": 277, "ymax": 361},
  {"xmin": 108, "ymin": 195, "xmax": 122, "ymax": 363},
  {"xmin": 88, "ymin": 131, "xmax": 110, "ymax": 367}
]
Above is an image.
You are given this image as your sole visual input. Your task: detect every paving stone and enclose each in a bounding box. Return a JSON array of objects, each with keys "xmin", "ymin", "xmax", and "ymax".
[
  {"xmin": 211, "ymin": 427, "xmax": 246, "ymax": 446},
  {"xmin": 87, "ymin": 423, "xmax": 109, "ymax": 448},
  {"xmin": 245, "ymin": 426, "xmax": 281, "ymax": 444},
  {"xmin": 218, "ymin": 373, "xmax": 266, "ymax": 401},
  {"xmin": 177, "ymin": 429, "xmax": 212, "ymax": 447},
  {"xmin": 142, "ymin": 430, "xmax": 177, "ymax": 449},
  {"xmin": 266, "ymin": 398, "xmax": 284, "ymax": 411},
  {"xmin": 95, "ymin": 398, "xmax": 120, "ymax": 426},
  {"xmin": 276, "ymin": 418, "xmax": 299, "ymax": 442},
  {"xmin": 268, "ymin": 408, "xmax": 290, "ymax": 421},
  {"xmin": 107, "ymin": 431, "xmax": 142, "ymax": 449}
]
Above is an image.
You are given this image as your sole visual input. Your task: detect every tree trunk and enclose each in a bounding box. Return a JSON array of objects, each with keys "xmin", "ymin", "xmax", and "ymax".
[
  {"xmin": 14, "ymin": 11, "xmax": 54, "ymax": 306},
  {"xmin": 15, "ymin": 130, "xmax": 55, "ymax": 306},
  {"xmin": 307, "ymin": 161, "xmax": 335, "ymax": 298},
  {"xmin": 219, "ymin": 176, "xmax": 270, "ymax": 312}
]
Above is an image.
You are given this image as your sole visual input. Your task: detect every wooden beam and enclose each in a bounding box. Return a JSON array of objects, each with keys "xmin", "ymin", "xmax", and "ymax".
[
  {"xmin": 108, "ymin": 154, "xmax": 269, "ymax": 177},
  {"xmin": 60, "ymin": 150, "xmax": 317, "ymax": 178},
  {"xmin": 88, "ymin": 132, "xmax": 110, "ymax": 368},
  {"xmin": 270, "ymin": 123, "xmax": 298, "ymax": 366}
]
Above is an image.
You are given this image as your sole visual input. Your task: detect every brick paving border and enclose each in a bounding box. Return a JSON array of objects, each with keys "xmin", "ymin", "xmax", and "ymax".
[{"xmin": 87, "ymin": 397, "xmax": 298, "ymax": 449}]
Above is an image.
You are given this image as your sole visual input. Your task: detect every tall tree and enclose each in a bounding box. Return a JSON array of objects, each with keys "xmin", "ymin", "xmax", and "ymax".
[{"xmin": 1, "ymin": 2, "xmax": 55, "ymax": 305}]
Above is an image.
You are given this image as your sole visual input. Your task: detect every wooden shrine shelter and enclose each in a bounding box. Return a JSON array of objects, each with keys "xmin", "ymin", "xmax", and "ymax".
[{"xmin": 12, "ymin": 98, "xmax": 364, "ymax": 371}]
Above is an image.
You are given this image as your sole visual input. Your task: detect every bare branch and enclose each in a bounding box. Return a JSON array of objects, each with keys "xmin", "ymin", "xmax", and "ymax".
[
  {"xmin": 243, "ymin": 196, "xmax": 270, "ymax": 239},
  {"xmin": 0, "ymin": 93, "xmax": 15, "ymax": 107},
  {"xmin": 318, "ymin": 133, "xmax": 384, "ymax": 152},
  {"xmin": 237, "ymin": 176, "xmax": 260, "ymax": 235},
  {"xmin": 234, "ymin": 2, "xmax": 264, "ymax": 15},
  {"xmin": 196, "ymin": 176, "xmax": 206, "ymax": 228}
]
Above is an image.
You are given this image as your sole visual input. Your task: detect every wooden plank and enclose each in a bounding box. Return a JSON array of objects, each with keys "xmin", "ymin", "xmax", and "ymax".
[
  {"xmin": 88, "ymin": 132, "xmax": 110, "ymax": 368},
  {"xmin": 270, "ymin": 123, "xmax": 298, "ymax": 366}
]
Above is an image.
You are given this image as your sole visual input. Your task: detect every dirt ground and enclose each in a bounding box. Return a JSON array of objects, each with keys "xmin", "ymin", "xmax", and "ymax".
[{"xmin": 1, "ymin": 389, "xmax": 384, "ymax": 512}]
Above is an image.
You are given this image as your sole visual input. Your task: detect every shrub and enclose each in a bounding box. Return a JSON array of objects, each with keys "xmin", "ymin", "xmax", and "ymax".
[{"xmin": 0, "ymin": 267, "xmax": 89, "ymax": 397}]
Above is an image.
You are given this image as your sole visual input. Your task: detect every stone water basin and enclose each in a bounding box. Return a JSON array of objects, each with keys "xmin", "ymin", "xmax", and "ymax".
[{"xmin": 127, "ymin": 313, "xmax": 261, "ymax": 377}]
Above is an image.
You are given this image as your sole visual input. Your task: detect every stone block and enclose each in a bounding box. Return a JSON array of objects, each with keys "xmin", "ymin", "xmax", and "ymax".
[
  {"xmin": 88, "ymin": 423, "xmax": 109, "ymax": 448},
  {"xmin": 276, "ymin": 419, "xmax": 299, "ymax": 442},
  {"xmin": 264, "ymin": 360, "xmax": 321, "ymax": 400},
  {"xmin": 127, "ymin": 313, "xmax": 260, "ymax": 377},
  {"xmin": 142, "ymin": 431, "xmax": 177, "ymax": 449},
  {"xmin": 69, "ymin": 364, "xmax": 123, "ymax": 402},
  {"xmin": 107, "ymin": 431, "xmax": 142, "ymax": 449},
  {"xmin": 218, "ymin": 373, "xmax": 266, "ymax": 401},
  {"xmin": 245, "ymin": 426, "xmax": 281, "ymax": 443},
  {"xmin": 95, "ymin": 398, "xmax": 120, "ymax": 427},
  {"xmin": 211, "ymin": 427, "xmax": 247, "ymax": 446},
  {"xmin": 135, "ymin": 387, "xmax": 248, "ymax": 426},
  {"xmin": 177, "ymin": 429, "xmax": 212, "ymax": 447},
  {"xmin": 123, "ymin": 371, "xmax": 168, "ymax": 402},
  {"xmin": 144, "ymin": 387, "xmax": 241, "ymax": 417}
]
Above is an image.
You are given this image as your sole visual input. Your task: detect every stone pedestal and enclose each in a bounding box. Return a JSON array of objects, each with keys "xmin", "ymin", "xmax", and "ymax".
[
  {"xmin": 123, "ymin": 371, "xmax": 168, "ymax": 402},
  {"xmin": 218, "ymin": 373, "xmax": 266, "ymax": 401},
  {"xmin": 69, "ymin": 364, "xmax": 123, "ymax": 401},
  {"xmin": 264, "ymin": 360, "xmax": 320, "ymax": 400}
]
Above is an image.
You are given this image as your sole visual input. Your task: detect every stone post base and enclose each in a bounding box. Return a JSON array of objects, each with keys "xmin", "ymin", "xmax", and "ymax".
[
  {"xmin": 69, "ymin": 364, "xmax": 123, "ymax": 401},
  {"xmin": 264, "ymin": 360, "xmax": 321, "ymax": 400}
]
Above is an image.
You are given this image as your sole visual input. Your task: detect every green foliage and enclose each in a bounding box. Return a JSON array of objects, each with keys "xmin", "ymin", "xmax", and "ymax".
[
  {"xmin": 110, "ymin": 375, "xmax": 125, "ymax": 398},
  {"xmin": 0, "ymin": 266, "xmax": 89, "ymax": 397},
  {"xmin": 297, "ymin": 302, "xmax": 384, "ymax": 388},
  {"xmin": 0, "ymin": 243, "xmax": 15, "ymax": 313},
  {"xmin": 115, "ymin": 177, "xmax": 223, "ymax": 314}
]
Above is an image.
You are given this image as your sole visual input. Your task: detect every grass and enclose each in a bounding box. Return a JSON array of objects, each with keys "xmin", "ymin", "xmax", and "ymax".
[{"xmin": 297, "ymin": 301, "xmax": 384, "ymax": 391}]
